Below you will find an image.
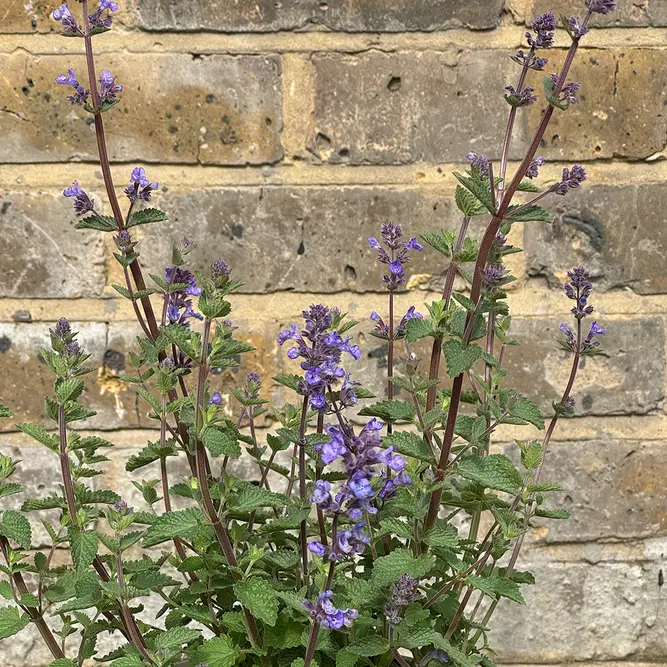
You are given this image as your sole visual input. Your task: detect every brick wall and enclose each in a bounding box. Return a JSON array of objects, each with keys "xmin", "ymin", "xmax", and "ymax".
[{"xmin": 1, "ymin": 0, "xmax": 666, "ymax": 664}]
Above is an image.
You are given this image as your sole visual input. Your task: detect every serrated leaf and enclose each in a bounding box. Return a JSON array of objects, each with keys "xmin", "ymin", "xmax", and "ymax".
[
  {"xmin": 0, "ymin": 404, "xmax": 14, "ymax": 418},
  {"xmin": 0, "ymin": 510, "xmax": 32, "ymax": 549},
  {"xmin": 0, "ymin": 606, "xmax": 30, "ymax": 639},
  {"xmin": 517, "ymin": 180, "xmax": 541, "ymax": 192},
  {"xmin": 424, "ymin": 522, "xmax": 459, "ymax": 549},
  {"xmin": 0, "ymin": 483, "xmax": 22, "ymax": 501},
  {"xmin": 509, "ymin": 397, "xmax": 545, "ymax": 430},
  {"xmin": 405, "ymin": 317, "xmax": 435, "ymax": 344},
  {"xmin": 143, "ymin": 508, "xmax": 205, "ymax": 548},
  {"xmin": 506, "ymin": 204, "xmax": 552, "ymax": 223},
  {"xmin": 203, "ymin": 427, "xmax": 241, "ymax": 459},
  {"xmin": 48, "ymin": 660, "xmax": 77, "ymax": 667},
  {"xmin": 534, "ymin": 507, "xmax": 570, "ymax": 520},
  {"xmin": 70, "ymin": 530, "xmax": 98, "ymax": 572},
  {"xmin": 55, "ymin": 378, "xmax": 85, "ymax": 402},
  {"xmin": 371, "ymin": 549, "xmax": 436, "ymax": 588},
  {"xmin": 378, "ymin": 518, "xmax": 413, "ymax": 539},
  {"xmin": 272, "ymin": 374, "xmax": 301, "ymax": 391},
  {"xmin": 455, "ymin": 185, "xmax": 486, "ymax": 216},
  {"xmin": 453, "ymin": 171, "xmax": 494, "ymax": 213},
  {"xmin": 16, "ymin": 423, "xmax": 59, "ymax": 452},
  {"xmin": 358, "ymin": 400, "xmax": 415, "ymax": 424},
  {"xmin": 420, "ymin": 229, "xmax": 456, "ymax": 257},
  {"xmin": 0, "ymin": 581, "xmax": 12, "ymax": 599},
  {"xmin": 346, "ymin": 635, "xmax": 390, "ymax": 657},
  {"xmin": 466, "ymin": 574, "xmax": 525, "ymax": 604},
  {"xmin": 230, "ymin": 486, "xmax": 286, "ymax": 514},
  {"xmin": 457, "ymin": 454, "xmax": 522, "ymax": 495},
  {"xmin": 233, "ymin": 578, "xmax": 278, "ymax": 626},
  {"xmin": 336, "ymin": 651, "xmax": 359, "ymax": 667},
  {"xmin": 383, "ymin": 431, "xmax": 434, "ymax": 464},
  {"xmin": 126, "ymin": 207, "xmax": 168, "ymax": 228},
  {"xmin": 398, "ymin": 626, "xmax": 442, "ymax": 650},
  {"xmin": 443, "ymin": 340, "xmax": 484, "ymax": 378},
  {"xmin": 75, "ymin": 214, "xmax": 117, "ymax": 232},
  {"xmin": 156, "ymin": 626, "xmax": 201, "ymax": 650}
]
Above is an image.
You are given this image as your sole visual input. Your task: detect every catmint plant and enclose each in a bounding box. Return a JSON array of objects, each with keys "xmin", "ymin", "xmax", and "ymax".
[{"xmin": 0, "ymin": 1, "xmax": 616, "ymax": 666}]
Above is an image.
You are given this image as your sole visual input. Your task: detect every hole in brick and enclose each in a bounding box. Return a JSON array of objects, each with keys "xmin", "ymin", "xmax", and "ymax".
[
  {"xmin": 551, "ymin": 134, "xmax": 561, "ymax": 146},
  {"xmin": 232, "ymin": 223, "xmax": 244, "ymax": 239},
  {"xmin": 0, "ymin": 336, "xmax": 11, "ymax": 353},
  {"xmin": 582, "ymin": 395, "xmax": 594, "ymax": 410},
  {"xmin": 297, "ymin": 241, "xmax": 305, "ymax": 255},
  {"xmin": 387, "ymin": 76, "xmax": 402, "ymax": 92},
  {"xmin": 315, "ymin": 132, "xmax": 331, "ymax": 152},
  {"xmin": 265, "ymin": 117, "xmax": 273, "ymax": 126},
  {"xmin": 339, "ymin": 148, "xmax": 349, "ymax": 158},
  {"xmin": 320, "ymin": 2, "xmax": 329, "ymax": 9},
  {"xmin": 206, "ymin": 94, "xmax": 216, "ymax": 103},
  {"xmin": 344, "ymin": 265, "xmax": 357, "ymax": 282},
  {"xmin": 1, "ymin": 202, "xmax": 11, "ymax": 215}
]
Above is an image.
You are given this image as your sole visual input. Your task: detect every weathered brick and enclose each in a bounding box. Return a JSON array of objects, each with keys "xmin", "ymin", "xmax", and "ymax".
[
  {"xmin": 309, "ymin": 50, "xmax": 529, "ymax": 165},
  {"xmin": 0, "ymin": 53, "xmax": 282, "ymax": 165},
  {"xmin": 502, "ymin": 317, "xmax": 665, "ymax": 415},
  {"xmin": 525, "ymin": 183, "xmax": 667, "ymax": 294},
  {"xmin": 134, "ymin": 0, "xmax": 504, "ymax": 32},
  {"xmin": 137, "ymin": 186, "xmax": 455, "ymax": 292},
  {"xmin": 490, "ymin": 545, "xmax": 667, "ymax": 661},
  {"xmin": 502, "ymin": 440, "xmax": 667, "ymax": 542},
  {"xmin": 0, "ymin": 191, "xmax": 106, "ymax": 298},
  {"xmin": 530, "ymin": 0, "xmax": 667, "ymax": 27},
  {"xmin": 526, "ymin": 49, "xmax": 667, "ymax": 161},
  {"xmin": 0, "ymin": 322, "xmax": 142, "ymax": 431}
]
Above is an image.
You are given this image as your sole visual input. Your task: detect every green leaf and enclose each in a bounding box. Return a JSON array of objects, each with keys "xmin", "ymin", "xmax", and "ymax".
[
  {"xmin": 156, "ymin": 626, "xmax": 201, "ymax": 650},
  {"xmin": 110, "ymin": 658, "xmax": 144, "ymax": 667},
  {"xmin": 55, "ymin": 378, "xmax": 85, "ymax": 403},
  {"xmin": 233, "ymin": 578, "xmax": 278, "ymax": 626},
  {"xmin": 143, "ymin": 508, "xmax": 206, "ymax": 548},
  {"xmin": 398, "ymin": 626, "xmax": 442, "ymax": 650},
  {"xmin": 203, "ymin": 428, "xmax": 241, "ymax": 459},
  {"xmin": 75, "ymin": 215, "xmax": 117, "ymax": 232},
  {"xmin": 230, "ymin": 486, "xmax": 286, "ymax": 514},
  {"xmin": 453, "ymin": 171, "xmax": 494, "ymax": 214},
  {"xmin": 336, "ymin": 650, "xmax": 359, "ymax": 667},
  {"xmin": 457, "ymin": 454, "xmax": 522, "ymax": 495},
  {"xmin": 48, "ymin": 660, "xmax": 77, "ymax": 667},
  {"xmin": 517, "ymin": 180, "xmax": 541, "ymax": 192},
  {"xmin": 16, "ymin": 423, "xmax": 59, "ymax": 452},
  {"xmin": 69, "ymin": 530, "xmax": 98, "ymax": 571},
  {"xmin": 506, "ymin": 204, "xmax": 552, "ymax": 223},
  {"xmin": 466, "ymin": 574, "xmax": 525, "ymax": 604},
  {"xmin": 455, "ymin": 185, "xmax": 486, "ymax": 216},
  {"xmin": 534, "ymin": 507, "xmax": 571, "ymax": 520},
  {"xmin": 127, "ymin": 207, "xmax": 168, "ymax": 228},
  {"xmin": 0, "ymin": 404, "xmax": 14, "ymax": 418},
  {"xmin": 424, "ymin": 522, "xmax": 459, "ymax": 549},
  {"xmin": 346, "ymin": 635, "xmax": 390, "ymax": 657},
  {"xmin": 509, "ymin": 397, "xmax": 545, "ymax": 430},
  {"xmin": 0, "ymin": 581, "xmax": 12, "ymax": 599},
  {"xmin": 443, "ymin": 340, "xmax": 484, "ymax": 378},
  {"xmin": 272, "ymin": 374, "xmax": 301, "ymax": 391},
  {"xmin": 420, "ymin": 229, "xmax": 455, "ymax": 257},
  {"xmin": 0, "ymin": 510, "xmax": 32, "ymax": 549},
  {"xmin": 378, "ymin": 518, "xmax": 413, "ymax": 539},
  {"xmin": 0, "ymin": 606, "xmax": 30, "ymax": 640},
  {"xmin": 371, "ymin": 549, "xmax": 436, "ymax": 588},
  {"xmin": 358, "ymin": 400, "xmax": 415, "ymax": 424},
  {"xmin": 405, "ymin": 317, "xmax": 435, "ymax": 344},
  {"xmin": 383, "ymin": 431, "xmax": 434, "ymax": 464}
]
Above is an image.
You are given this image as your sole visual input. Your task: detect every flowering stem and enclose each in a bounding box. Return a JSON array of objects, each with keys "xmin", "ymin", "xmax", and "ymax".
[
  {"xmin": 425, "ymin": 27, "xmax": 588, "ymax": 533},
  {"xmin": 316, "ymin": 412, "xmax": 328, "ymax": 546},
  {"xmin": 58, "ymin": 404, "xmax": 78, "ymax": 525},
  {"xmin": 387, "ymin": 290, "xmax": 395, "ymax": 430},
  {"xmin": 425, "ymin": 215, "xmax": 470, "ymax": 413},
  {"xmin": 0, "ymin": 536, "xmax": 64, "ymax": 660},
  {"xmin": 298, "ymin": 395, "xmax": 310, "ymax": 583}
]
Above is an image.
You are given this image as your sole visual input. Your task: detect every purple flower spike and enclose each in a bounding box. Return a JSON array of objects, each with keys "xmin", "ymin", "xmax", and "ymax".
[
  {"xmin": 63, "ymin": 181, "xmax": 96, "ymax": 215},
  {"xmin": 586, "ymin": 0, "xmax": 617, "ymax": 14},
  {"xmin": 564, "ymin": 266, "xmax": 594, "ymax": 320},
  {"xmin": 526, "ymin": 157, "xmax": 544, "ymax": 180},
  {"xmin": 569, "ymin": 16, "xmax": 589, "ymax": 38},
  {"xmin": 98, "ymin": 69, "xmax": 123, "ymax": 106},
  {"xmin": 89, "ymin": 0, "xmax": 119, "ymax": 31},
  {"xmin": 56, "ymin": 69, "xmax": 90, "ymax": 106},
  {"xmin": 550, "ymin": 74, "xmax": 582, "ymax": 106},
  {"xmin": 209, "ymin": 393, "xmax": 222, "ymax": 405},
  {"xmin": 124, "ymin": 167, "xmax": 158, "ymax": 203},
  {"xmin": 304, "ymin": 590, "xmax": 357, "ymax": 631},
  {"xmin": 526, "ymin": 12, "xmax": 556, "ymax": 48},
  {"xmin": 583, "ymin": 321, "xmax": 606, "ymax": 351},
  {"xmin": 467, "ymin": 152, "xmax": 490, "ymax": 177},
  {"xmin": 369, "ymin": 223, "xmax": 423, "ymax": 292},
  {"xmin": 552, "ymin": 165, "xmax": 586, "ymax": 196},
  {"xmin": 52, "ymin": 4, "xmax": 80, "ymax": 35},
  {"xmin": 504, "ymin": 85, "xmax": 537, "ymax": 108}
]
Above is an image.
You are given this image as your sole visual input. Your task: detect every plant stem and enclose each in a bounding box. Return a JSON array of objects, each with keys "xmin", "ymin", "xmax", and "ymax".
[
  {"xmin": 315, "ymin": 411, "xmax": 328, "ymax": 546},
  {"xmin": 298, "ymin": 395, "xmax": 310, "ymax": 583},
  {"xmin": 387, "ymin": 289, "xmax": 395, "ymax": 435}
]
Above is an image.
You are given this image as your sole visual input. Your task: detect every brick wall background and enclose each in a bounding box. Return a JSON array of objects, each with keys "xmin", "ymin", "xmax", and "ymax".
[{"xmin": 1, "ymin": 0, "xmax": 666, "ymax": 665}]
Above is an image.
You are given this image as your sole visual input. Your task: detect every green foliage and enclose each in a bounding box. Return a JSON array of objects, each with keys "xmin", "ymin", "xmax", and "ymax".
[
  {"xmin": 233, "ymin": 578, "xmax": 279, "ymax": 626},
  {"xmin": 457, "ymin": 454, "xmax": 523, "ymax": 495},
  {"xmin": 0, "ymin": 607, "xmax": 30, "ymax": 640}
]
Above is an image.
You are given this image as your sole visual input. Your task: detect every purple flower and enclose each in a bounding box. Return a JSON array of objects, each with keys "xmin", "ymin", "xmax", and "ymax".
[
  {"xmin": 124, "ymin": 167, "xmax": 158, "ymax": 203},
  {"xmin": 504, "ymin": 85, "xmax": 537, "ymax": 107},
  {"xmin": 311, "ymin": 480, "xmax": 333, "ymax": 507},
  {"xmin": 564, "ymin": 266, "xmax": 594, "ymax": 320},
  {"xmin": 244, "ymin": 372, "xmax": 261, "ymax": 398},
  {"xmin": 511, "ymin": 50, "xmax": 548, "ymax": 70},
  {"xmin": 209, "ymin": 393, "xmax": 222, "ymax": 405},
  {"xmin": 392, "ymin": 574, "xmax": 420, "ymax": 607},
  {"xmin": 98, "ymin": 69, "xmax": 123, "ymax": 106},
  {"xmin": 212, "ymin": 257, "xmax": 230, "ymax": 280},
  {"xmin": 550, "ymin": 74, "xmax": 582, "ymax": 106},
  {"xmin": 586, "ymin": 0, "xmax": 617, "ymax": 14},
  {"xmin": 467, "ymin": 152, "xmax": 489, "ymax": 177},
  {"xmin": 421, "ymin": 651, "xmax": 451, "ymax": 665},
  {"xmin": 552, "ymin": 165, "xmax": 586, "ymax": 196},
  {"xmin": 378, "ymin": 446, "xmax": 406, "ymax": 472},
  {"xmin": 303, "ymin": 591, "xmax": 357, "ymax": 630},
  {"xmin": 560, "ymin": 323, "xmax": 576, "ymax": 350},
  {"xmin": 164, "ymin": 267, "xmax": 203, "ymax": 327},
  {"xmin": 114, "ymin": 229, "xmax": 133, "ymax": 252},
  {"xmin": 569, "ymin": 16, "xmax": 589, "ymax": 38},
  {"xmin": 308, "ymin": 541, "xmax": 326, "ymax": 557},
  {"xmin": 583, "ymin": 321, "xmax": 606, "ymax": 351},
  {"xmin": 54, "ymin": 317, "xmax": 72, "ymax": 338},
  {"xmin": 63, "ymin": 181, "xmax": 96, "ymax": 215},
  {"xmin": 51, "ymin": 4, "xmax": 80, "ymax": 34},
  {"xmin": 349, "ymin": 472, "xmax": 374, "ymax": 500},
  {"xmin": 526, "ymin": 12, "xmax": 556, "ymax": 48},
  {"xmin": 89, "ymin": 0, "xmax": 119, "ymax": 31},
  {"xmin": 56, "ymin": 69, "xmax": 90, "ymax": 106},
  {"xmin": 370, "ymin": 307, "xmax": 422, "ymax": 340},
  {"xmin": 368, "ymin": 224, "xmax": 423, "ymax": 292},
  {"xmin": 526, "ymin": 157, "xmax": 544, "ymax": 180}
]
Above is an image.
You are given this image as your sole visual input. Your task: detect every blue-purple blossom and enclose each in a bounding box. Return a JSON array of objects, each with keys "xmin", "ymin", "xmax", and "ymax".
[
  {"xmin": 564, "ymin": 266, "xmax": 594, "ymax": 320},
  {"xmin": 482, "ymin": 264, "xmax": 511, "ymax": 291},
  {"xmin": 526, "ymin": 157, "xmax": 544, "ymax": 180},
  {"xmin": 512, "ymin": 50, "xmax": 548, "ymax": 71},
  {"xmin": 583, "ymin": 321, "xmax": 606, "ymax": 350},
  {"xmin": 303, "ymin": 591, "xmax": 357, "ymax": 630},
  {"xmin": 421, "ymin": 651, "xmax": 451, "ymax": 665},
  {"xmin": 212, "ymin": 257, "xmax": 230, "ymax": 280},
  {"xmin": 370, "ymin": 306, "xmax": 423, "ymax": 339},
  {"xmin": 51, "ymin": 4, "xmax": 80, "ymax": 34},
  {"xmin": 526, "ymin": 12, "xmax": 556, "ymax": 48},
  {"xmin": 114, "ymin": 229, "xmax": 133, "ymax": 252},
  {"xmin": 88, "ymin": 0, "xmax": 119, "ymax": 31},
  {"xmin": 467, "ymin": 152, "xmax": 489, "ymax": 177},
  {"xmin": 98, "ymin": 69, "xmax": 123, "ymax": 106},
  {"xmin": 550, "ymin": 74, "xmax": 582, "ymax": 106},
  {"xmin": 278, "ymin": 305, "xmax": 360, "ymax": 410},
  {"xmin": 164, "ymin": 267, "xmax": 203, "ymax": 327},
  {"xmin": 385, "ymin": 574, "xmax": 421, "ymax": 625},
  {"xmin": 124, "ymin": 168, "xmax": 158, "ymax": 203},
  {"xmin": 63, "ymin": 181, "xmax": 95, "ymax": 215},
  {"xmin": 368, "ymin": 224, "xmax": 423, "ymax": 291},
  {"xmin": 244, "ymin": 371, "xmax": 261, "ymax": 398},
  {"xmin": 504, "ymin": 85, "xmax": 537, "ymax": 107},
  {"xmin": 586, "ymin": 0, "xmax": 617, "ymax": 14},
  {"xmin": 209, "ymin": 393, "xmax": 222, "ymax": 405},
  {"xmin": 56, "ymin": 69, "xmax": 90, "ymax": 106},
  {"xmin": 552, "ymin": 165, "xmax": 586, "ymax": 195},
  {"xmin": 569, "ymin": 16, "xmax": 589, "ymax": 38}
]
